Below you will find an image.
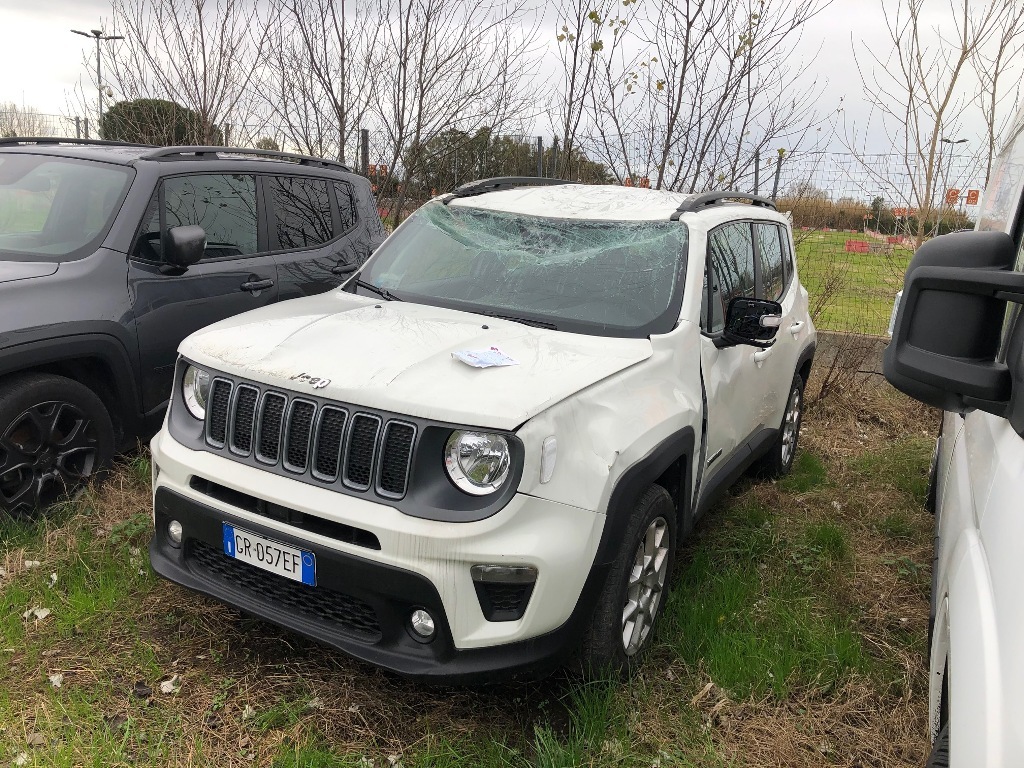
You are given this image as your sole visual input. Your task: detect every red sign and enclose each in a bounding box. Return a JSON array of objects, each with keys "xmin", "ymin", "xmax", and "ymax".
[
  {"xmin": 966, "ymin": 189, "xmax": 980, "ymax": 206},
  {"xmin": 845, "ymin": 240, "xmax": 869, "ymax": 253},
  {"xmin": 945, "ymin": 188, "xmax": 961, "ymax": 205}
]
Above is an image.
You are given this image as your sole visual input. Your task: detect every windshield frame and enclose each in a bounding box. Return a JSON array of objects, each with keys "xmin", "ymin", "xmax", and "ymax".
[
  {"xmin": 349, "ymin": 201, "xmax": 690, "ymax": 339},
  {"xmin": 0, "ymin": 153, "xmax": 135, "ymax": 264}
]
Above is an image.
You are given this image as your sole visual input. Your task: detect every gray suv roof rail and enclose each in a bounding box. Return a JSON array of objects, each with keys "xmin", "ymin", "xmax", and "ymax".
[
  {"xmin": 0, "ymin": 136, "xmax": 154, "ymax": 148},
  {"xmin": 140, "ymin": 145, "xmax": 353, "ymax": 172},
  {"xmin": 444, "ymin": 176, "xmax": 577, "ymax": 201},
  {"xmin": 670, "ymin": 191, "xmax": 776, "ymax": 220}
]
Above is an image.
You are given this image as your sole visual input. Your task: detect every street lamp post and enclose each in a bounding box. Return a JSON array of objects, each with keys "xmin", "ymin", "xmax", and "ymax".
[
  {"xmin": 71, "ymin": 28, "xmax": 124, "ymax": 126},
  {"xmin": 937, "ymin": 137, "xmax": 968, "ymax": 235}
]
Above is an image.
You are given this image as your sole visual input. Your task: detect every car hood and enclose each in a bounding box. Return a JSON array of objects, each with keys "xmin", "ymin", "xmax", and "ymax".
[
  {"xmin": 0, "ymin": 261, "xmax": 59, "ymax": 284},
  {"xmin": 181, "ymin": 292, "xmax": 653, "ymax": 429}
]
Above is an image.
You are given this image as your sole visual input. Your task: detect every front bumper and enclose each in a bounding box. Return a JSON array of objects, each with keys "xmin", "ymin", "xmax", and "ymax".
[{"xmin": 150, "ymin": 429, "xmax": 606, "ymax": 681}]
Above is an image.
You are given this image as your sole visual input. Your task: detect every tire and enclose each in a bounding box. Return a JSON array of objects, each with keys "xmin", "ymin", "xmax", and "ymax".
[
  {"xmin": 757, "ymin": 372, "xmax": 805, "ymax": 479},
  {"xmin": 580, "ymin": 484, "xmax": 676, "ymax": 677},
  {"xmin": 0, "ymin": 373, "xmax": 114, "ymax": 517},
  {"xmin": 925, "ymin": 722, "xmax": 950, "ymax": 768}
]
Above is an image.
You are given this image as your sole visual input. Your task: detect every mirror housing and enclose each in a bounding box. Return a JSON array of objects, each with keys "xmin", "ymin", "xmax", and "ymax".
[
  {"xmin": 883, "ymin": 230, "xmax": 1024, "ymax": 415},
  {"xmin": 164, "ymin": 225, "xmax": 206, "ymax": 268},
  {"xmin": 721, "ymin": 297, "xmax": 783, "ymax": 348}
]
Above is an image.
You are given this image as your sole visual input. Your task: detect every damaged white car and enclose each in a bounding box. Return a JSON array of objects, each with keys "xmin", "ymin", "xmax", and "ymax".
[{"xmin": 148, "ymin": 179, "xmax": 816, "ymax": 681}]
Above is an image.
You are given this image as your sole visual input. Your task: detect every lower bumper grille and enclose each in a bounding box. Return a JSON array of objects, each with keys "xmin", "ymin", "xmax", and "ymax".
[{"xmin": 187, "ymin": 540, "xmax": 381, "ymax": 641}]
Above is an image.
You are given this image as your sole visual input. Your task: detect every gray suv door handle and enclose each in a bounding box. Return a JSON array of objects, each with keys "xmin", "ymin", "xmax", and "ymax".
[{"xmin": 240, "ymin": 278, "xmax": 274, "ymax": 293}]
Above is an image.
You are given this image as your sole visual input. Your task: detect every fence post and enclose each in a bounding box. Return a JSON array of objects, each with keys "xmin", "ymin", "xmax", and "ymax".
[
  {"xmin": 536, "ymin": 136, "xmax": 543, "ymax": 177},
  {"xmin": 771, "ymin": 149, "xmax": 784, "ymax": 201},
  {"xmin": 84, "ymin": 118, "xmax": 90, "ymax": 140},
  {"xmin": 360, "ymin": 128, "xmax": 369, "ymax": 176},
  {"xmin": 552, "ymin": 137, "xmax": 560, "ymax": 179},
  {"xmin": 75, "ymin": 117, "xmax": 81, "ymax": 139},
  {"xmin": 753, "ymin": 150, "xmax": 760, "ymax": 195}
]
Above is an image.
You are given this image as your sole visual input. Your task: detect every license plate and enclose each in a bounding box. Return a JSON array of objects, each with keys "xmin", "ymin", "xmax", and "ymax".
[{"xmin": 222, "ymin": 523, "xmax": 316, "ymax": 586}]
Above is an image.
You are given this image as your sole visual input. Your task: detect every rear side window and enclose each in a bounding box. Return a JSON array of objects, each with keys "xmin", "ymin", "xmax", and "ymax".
[
  {"xmin": 756, "ymin": 223, "xmax": 787, "ymax": 300},
  {"xmin": 136, "ymin": 173, "xmax": 259, "ymax": 261},
  {"xmin": 706, "ymin": 222, "xmax": 755, "ymax": 333},
  {"xmin": 269, "ymin": 176, "xmax": 333, "ymax": 250},
  {"xmin": 335, "ymin": 181, "xmax": 357, "ymax": 232}
]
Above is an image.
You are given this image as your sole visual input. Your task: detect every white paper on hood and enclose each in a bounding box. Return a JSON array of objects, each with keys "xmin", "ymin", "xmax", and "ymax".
[{"xmin": 452, "ymin": 346, "xmax": 520, "ymax": 368}]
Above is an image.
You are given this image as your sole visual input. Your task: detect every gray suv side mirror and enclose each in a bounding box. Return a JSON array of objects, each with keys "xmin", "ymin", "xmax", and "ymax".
[
  {"xmin": 720, "ymin": 297, "xmax": 783, "ymax": 348},
  {"xmin": 164, "ymin": 225, "xmax": 207, "ymax": 268}
]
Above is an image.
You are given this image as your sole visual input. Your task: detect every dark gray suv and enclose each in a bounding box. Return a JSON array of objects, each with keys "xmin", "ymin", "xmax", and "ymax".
[{"xmin": 0, "ymin": 138, "xmax": 385, "ymax": 515}]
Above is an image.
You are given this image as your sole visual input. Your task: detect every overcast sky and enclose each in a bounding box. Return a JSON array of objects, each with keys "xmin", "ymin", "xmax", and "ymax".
[{"xmin": 1, "ymin": 0, "xmax": 1015, "ymax": 155}]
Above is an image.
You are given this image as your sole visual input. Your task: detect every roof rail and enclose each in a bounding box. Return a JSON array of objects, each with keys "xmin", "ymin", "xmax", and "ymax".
[
  {"xmin": 0, "ymin": 136, "xmax": 154, "ymax": 148},
  {"xmin": 444, "ymin": 176, "xmax": 576, "ymax": 202},
  {"xmin": 139, "ymin": 146, "xmax": 352, "ymax": 172},
  {"xmin": 670, "ymin": 191, "xmax": 776, "ymax": 220}
]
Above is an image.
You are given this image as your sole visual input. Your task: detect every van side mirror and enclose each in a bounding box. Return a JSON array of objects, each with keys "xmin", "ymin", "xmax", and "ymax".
[
  {"xmin": 164, "ymin": 225, "xmax": 206, "ymax": 268},
  {"xmin": 720, "ymin": 297, "xmax": 783, "ymax": 348},
  {"xmin": 883, "ymin": 230, "xmax": 1024, "ymax": 415}
]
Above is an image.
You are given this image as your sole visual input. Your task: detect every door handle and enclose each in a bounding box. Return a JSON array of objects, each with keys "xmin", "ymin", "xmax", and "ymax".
[
  {"xmin": 752, "ymin": 348, "xmax": 772, "ymax": 366},
  {"xmin": 240, "ymin": 278, "xmax": 274, "ymax": 293},
  {"xmin": 789, "ymin": 321, "xmax": 804, "ymax": 337}
]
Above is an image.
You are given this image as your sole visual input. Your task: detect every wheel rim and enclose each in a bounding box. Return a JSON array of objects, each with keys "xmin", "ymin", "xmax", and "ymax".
[
  {"xmin": 780, "ymin": 384, "xmax": 802, "ymax": 467},
  {"xmin": 0, "ymin": 401, "xmax": 98, "ymax": 515},
  {"xmin": 621, "ymin": 516, "xmax": 670, "ymax": 656}
]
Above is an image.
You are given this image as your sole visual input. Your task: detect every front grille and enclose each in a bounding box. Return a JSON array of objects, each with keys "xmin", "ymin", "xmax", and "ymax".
[
  {"xmin": 188, "ymin": 540, "xmax": 381, "ymax": 640},
  {"xmin": 204, "ymin": 377, "xmax": 417, "ymax": 501}
]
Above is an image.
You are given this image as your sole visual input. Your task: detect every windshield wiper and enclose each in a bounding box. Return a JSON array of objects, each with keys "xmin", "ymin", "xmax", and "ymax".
[
  {"xmin": 478, "ymin": 310, "xmax": 558, "ymax": 330},
  {"xmin": 351, "ymin": 278, "xmax": 402, "ymax": 302}
]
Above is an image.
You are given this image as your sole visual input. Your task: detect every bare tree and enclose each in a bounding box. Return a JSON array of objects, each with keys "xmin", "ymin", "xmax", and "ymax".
[
  {"xmin": 101, "ymin": 0, "xmax": 270, "ymax": 145},
  {"xmin": 558, "ymin": 0, "xmax": 831, "ymax": 191},
  {"xmin": 261, "ymin": 0, "xmax": 381, "ymax": 162},
  {"xmin": 973, "ymin": 0, "xmax": 1024, "ymax": 186},
  {"xmin": 849, "ymin": 0, "xmax": 1017, "ymax": 246},
  {"xmin": 0, "ymin": 103, "xmax": 51, "ymax": 137},
  {"xmin": 370, "ymin": 0, "xmax": 542, "ymax": 224}
]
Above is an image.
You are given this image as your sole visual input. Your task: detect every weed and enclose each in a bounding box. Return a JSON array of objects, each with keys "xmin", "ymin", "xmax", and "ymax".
[
  {"xmin": 877, "ymin": 511, "xmax": 916, "ymax": 541},
  {"xmin": 850, "ymin": 437, "xmax": 932, "ymax": 504},
  {"xmin": 778, "ymin": 450, "xmax": 827, "ymax": 493}
]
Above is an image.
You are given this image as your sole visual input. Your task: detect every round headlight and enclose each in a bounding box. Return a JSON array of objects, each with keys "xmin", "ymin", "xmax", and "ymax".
[
  {"xmin": 182, "ymin": 365, "xmax": 211, "ymax": 420},
  {"xmin": 444, "ymin": 431, "xmax": 511, "ymax": 495}
]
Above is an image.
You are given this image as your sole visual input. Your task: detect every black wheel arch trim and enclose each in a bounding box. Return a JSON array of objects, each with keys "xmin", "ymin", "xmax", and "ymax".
[
  {"xmin": 796, "ymin": 341, "xmax": 816, "ymax": 379},
  {"xmin": 0, "ymin": 333, "xmax": 143, "ymax": 439}
]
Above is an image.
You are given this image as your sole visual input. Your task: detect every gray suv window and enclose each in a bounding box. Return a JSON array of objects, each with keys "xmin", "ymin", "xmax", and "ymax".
[{"xmin": 269, "ymin": 176, "xmax": 333, "ymax": 250}]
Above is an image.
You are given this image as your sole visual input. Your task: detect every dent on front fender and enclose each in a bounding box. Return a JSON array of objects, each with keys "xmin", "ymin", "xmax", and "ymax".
[{"xmin": 516, "ymin": 322, "xmax": 703, "ymax": 514}]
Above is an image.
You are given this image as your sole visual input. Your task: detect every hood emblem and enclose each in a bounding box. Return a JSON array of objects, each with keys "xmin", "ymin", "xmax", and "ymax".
[{"xmin": 290, "ymin": 372, "xmax": 331, "ymax": 389}]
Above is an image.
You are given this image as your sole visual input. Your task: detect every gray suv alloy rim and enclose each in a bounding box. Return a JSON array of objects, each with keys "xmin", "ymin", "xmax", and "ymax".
[
  {"xmin": 0, "ymin": 401, "xmax": 99, "ymax": 515},
  {"xmin": 622, "ymin": 516, "xmax": 670, "ymax": 656},
  {"xmin": 780, "ymin": 384, "xmax": 802, "ymax": 467}
]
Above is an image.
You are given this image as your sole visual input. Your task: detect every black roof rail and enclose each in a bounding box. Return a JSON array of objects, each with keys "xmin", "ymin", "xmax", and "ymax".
[
  {"xmin": 0, "ymin": 136, "xmax": 155, "ymax": 148},
  {"xmin": 139, "ymin": 145, "xmax": 352, "ymax": 172},
  {"xmin": 670, "ymin": 191, "xmax": 777, "ymax": 220},
  {"xmin": 444, "ymin": 176, "xmax": 577, "ymax": 202}
]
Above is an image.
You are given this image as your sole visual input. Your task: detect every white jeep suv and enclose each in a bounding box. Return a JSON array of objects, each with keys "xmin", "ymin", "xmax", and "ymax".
[
  {"xmin": 149, "ymin": 179, "xmax": 817, "ymax": 681},
  {"xmin": 885, "ymin": 109, "xmax": 1024, "ymax": 766}
]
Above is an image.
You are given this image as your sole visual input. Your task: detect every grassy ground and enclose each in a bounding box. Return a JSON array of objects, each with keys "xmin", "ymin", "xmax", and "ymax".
[
  {"xmin": 1, "ymin": 379, "xmax": 937, "ymax": 767},
  {"xmin": 795, "ymin": 231, "xmax": 914, "ymax": 336}
]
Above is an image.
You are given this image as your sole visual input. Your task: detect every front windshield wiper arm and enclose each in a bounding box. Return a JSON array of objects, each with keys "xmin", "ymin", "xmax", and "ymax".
[
  {"xmin": 478, "ymin": 310, "xmax": 558, "ymax": 330},
  {"xmin": 351, "ymin": 278, "xmax": 402, "ymax": 302}
]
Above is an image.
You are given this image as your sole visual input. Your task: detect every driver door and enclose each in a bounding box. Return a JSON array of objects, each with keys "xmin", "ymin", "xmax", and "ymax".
[{"xmin": 129, "ymin": 173, "xmax": 279, "ymax": 415}]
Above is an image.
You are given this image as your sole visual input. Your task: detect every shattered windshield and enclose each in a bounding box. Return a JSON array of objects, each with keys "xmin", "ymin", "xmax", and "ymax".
[{"xmin": 356, "ymin": 201, "xmax": 688, "ymax": 337}]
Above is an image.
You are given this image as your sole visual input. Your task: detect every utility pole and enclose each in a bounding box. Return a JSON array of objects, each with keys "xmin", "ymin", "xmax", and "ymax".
[{"xmin": 71, "ymin": 28, "xmax": 124, "ymax": 125}]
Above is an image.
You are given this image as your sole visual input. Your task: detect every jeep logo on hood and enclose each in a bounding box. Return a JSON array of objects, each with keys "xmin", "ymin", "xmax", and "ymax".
[{"xmin": 290, "ymin": 372, "xmax": 331, "ymax": 389}]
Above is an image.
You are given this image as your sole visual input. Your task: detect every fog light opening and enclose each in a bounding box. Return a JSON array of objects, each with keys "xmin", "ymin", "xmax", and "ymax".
[
  {"xmin": 409, "ymin": 608, "xmax": 436, "ymax": 641},
  {"xmin": 167, "ymin": 519, "xmax": 183, "ymax": 548}
]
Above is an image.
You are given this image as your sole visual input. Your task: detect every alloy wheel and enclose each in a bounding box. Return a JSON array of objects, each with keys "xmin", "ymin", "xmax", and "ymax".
[
  {"xmin": 621, "ymin": 516, "xmax": 670, "ymax": 656},
  {"xmin": 780, "ymin": 384, "xmax": 802, "ymax": 467}
]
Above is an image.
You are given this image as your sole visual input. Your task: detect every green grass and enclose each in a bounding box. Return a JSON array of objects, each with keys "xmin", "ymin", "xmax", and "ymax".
[
  {"xmin": 778, "ymin": 450, "xmax": 828, "ymax": 493},
  {"xmin": 795, "ymin": 230, "xmax": 914, "ymax": 335},
  {"xmin": 850, "ymin": 436, "xmax": 933, "ymax": 504}
]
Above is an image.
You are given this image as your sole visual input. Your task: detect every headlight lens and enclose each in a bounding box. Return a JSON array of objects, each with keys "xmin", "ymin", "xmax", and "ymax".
[
  {"xmin": 182, "ymin": 365, "xmax": 211, "ymax": 420},
  {"xmin": 444, "ymin": 430, "xmax": 511, "ymax": 495}
]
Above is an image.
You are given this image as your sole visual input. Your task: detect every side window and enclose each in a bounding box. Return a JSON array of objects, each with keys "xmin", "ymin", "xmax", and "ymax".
[
  {"xmin": 756, "ymin": 223, "xmax": 786, "ymax": 301},
  {"xmin": 334, "ymin": 181, "xmax": 357, "ymax": 232},
  {"xmin": 269, "ymin": 176, "xmax": 333, "ymax": 250},
  {"xmin": 706, "ymin": 223, "xmax": 755, "ymax": 333},
  {"xmin": 135, "ymin": 174, "xmax": 258, "ymax": 261}
]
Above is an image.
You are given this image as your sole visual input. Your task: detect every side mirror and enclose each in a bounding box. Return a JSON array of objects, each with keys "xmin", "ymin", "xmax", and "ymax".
[
  {"xmin": 164, "ymin": 225, "xmax": 206, "ymax": 268},
  {"xmin": 883, "ymin": 230, "xmax": 1024, "ymax": 415},
  {"xmin": 720, "ymin": 297, "xmax": 783, "ymax": 348}
]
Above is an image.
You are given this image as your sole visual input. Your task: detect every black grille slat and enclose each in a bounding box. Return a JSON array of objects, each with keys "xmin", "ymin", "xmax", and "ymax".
[
  {"xmin": 313, "ymin": 407, "xmax": 347, "ymax": 480},
  {"xmin": 188, "ymin": 541, "xmax": 381, "ymax": 640},
  {"xmin": 344, "ymin": 415, "xmax": 380, "ymax": 489},
  {"xmin": 257, "ymin": 394, "xmax": 286, "ymax": 463},
  {"xmin": 379, "ymin": 423, "xmax": 415, "ymax": 497},
  {"xmin": 285, "ymin": 401, "xmax": 316, "ymax": 470},
  {"xmin": 207, "ymin": 380, "xmax": 232, "ymax": 446},
  {"xmin": 231, "ymin": 386, "xmax": 259, "ymax": 454}
]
